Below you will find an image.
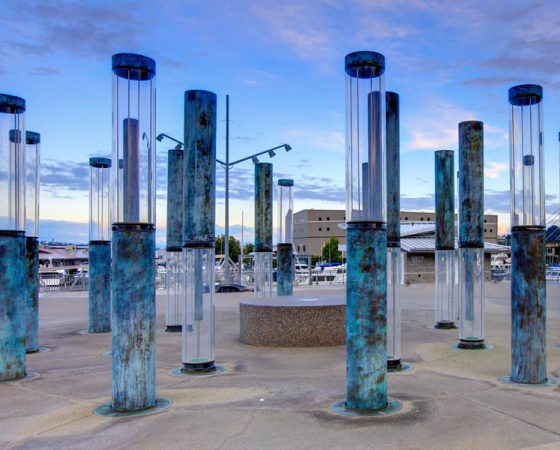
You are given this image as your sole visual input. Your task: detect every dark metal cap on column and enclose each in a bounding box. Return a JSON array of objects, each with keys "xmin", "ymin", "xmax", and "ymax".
[
  {"xmin": 345, "ymin": 51, "xmax": 385, "ymax": 78},
  {"xmin": 166, "ymin": 149, "xmax": 183, "ymax": 251},
  {"xmin": 255, "ymin": 162, "xmax": 273, "ymax": 252},
  {"xmin": 508, "ymin": 84, "xmax": 543, "ymax": 106},
  {"xmin": 112, "ymin": 53, "xmax": 156, "ymax": 80},
  {"xmin": 458, "ymin": 121, "xmax": 484, "ymax": 248},
  {"xmin": 0, "ymin": 94, "xmax": 26, "ymax": 114},
  {"xmin": 435, "ymin": 150, "xmax": 455, "ymax": 250},
  {"xmin": 386, "ymin": 91, "xmax": 400, "ymax": 246},
  {"xmin": 183, "ymin": 90, "xmax": 217, "ymax": 248},
  {"xmin": 89, "ymin": 157, "xmax": 111, "ymax": 168},
  {"xmin": 26, "ymin": 131, "xmax": 40, "ymax": 145}
]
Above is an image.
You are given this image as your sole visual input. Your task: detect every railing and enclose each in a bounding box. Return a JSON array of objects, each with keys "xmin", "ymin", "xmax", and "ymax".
[{"xmin": 40, "ymin": 272, "xmax": 89, "ymax": 292}]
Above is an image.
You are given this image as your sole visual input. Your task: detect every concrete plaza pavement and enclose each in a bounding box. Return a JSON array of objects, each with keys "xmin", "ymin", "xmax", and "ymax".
[{"xmin": 2, "ymin": 281, "xmax": 560, "ymax": 449}]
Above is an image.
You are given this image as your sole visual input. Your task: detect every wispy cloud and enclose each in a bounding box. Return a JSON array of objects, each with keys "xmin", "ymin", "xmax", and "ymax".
[
  {"xmin": 29, "ymin": 66, "xmax": 61, "ymax": 76},
  {"xmin": 485, "ymin": 162, "xmax": 508, "ymax": 179}
]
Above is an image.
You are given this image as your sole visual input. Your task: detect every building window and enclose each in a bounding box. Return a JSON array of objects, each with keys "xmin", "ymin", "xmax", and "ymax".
[
  {"xmin": 427, "ymin": 217, "xmax": 431, "ymax": 221},
  {"xmin": 405, "ymin": 217, "xmax": 408, "ymax": 220},
  {"xmin": 420, "ymin": 217, "xmax": 424, "ymax": 221},
  {"xmin": 489, "ymin": 229, "xmax": 493, "ymax": 233},
  {"xmin": 319, "ymin": 228, "xmax": 322, "ymax": 231},
  {"xmin": 484, "ymin": 229, "xmax": 487, "ymax": 233},
  {"xmin": 303, "ymin": 245, "xmax": 306, "ymax": 252},
  {"xmin": 326, "ymin": 217, "xmax": 330, "ymax": 220},
  {"xmin": 327, "ymin": 227, "xmax": 330, "ymax": 231},
  {"xmin": 484, "ymin": 219, "xmax": 487, "ymax": 223},
  {"xmin": 319, "ymin": 217, "xmax": 322, "ymax": 221}
]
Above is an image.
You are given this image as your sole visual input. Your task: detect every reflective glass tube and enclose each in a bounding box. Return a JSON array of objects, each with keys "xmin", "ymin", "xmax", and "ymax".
[
  {"xmin": 509, "ymin": 84, "xmax": 544, "ymax": 228},
  {"xmin": 345, "ymin": 52, "xmax": 386, "ymax": 223},
  {"xmin": 458, "ymin": 248, "xmax": 485, "ymax": 347},
  {"xmin": 165, "ymin": 250, "xmax": 182, "ymax": 331},
  {"xmin": 89, "ymin": 157, "xmax": 111, "ymax": 241},
  {"xmin": 0, "ymin": 94, "xmax": 25, "ymax": 231},
  {"xmin": 111, "ymin": 53, "xmax": 156, "ymax": 225},
  {"xmin": 277, "ymin": 179, "xmax": 294, "ymax": 244},
  {"xmin": 435, "ymin": 250, "xmax": 456, "ymax": 328},
  {"xmin": 254, "ymin": 252, "xmax": 273, "ymax": 297},
  {"xmin": 182, "ymin": 247, "xmax": 215, "ymax": 372},
  {"xmin": 387, "ymin": 247, "xmax": 402, "ymax": 368},
  {"xmin": 25, "ymin": 131, "xmax": 40, "ymax": 237}
]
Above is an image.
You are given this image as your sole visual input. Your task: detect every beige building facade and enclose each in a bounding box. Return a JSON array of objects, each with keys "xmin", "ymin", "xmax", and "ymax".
[
  {"xmin": 399, "ymin": 211, "xmax": 498, "ymax": 244},
  {"xmin": 293, "ymin": 209, "xmax": 498, "ymax": 256},
  {"xmin": 293, "ymin": 209, "xmax": 346, "ymax": 256}
]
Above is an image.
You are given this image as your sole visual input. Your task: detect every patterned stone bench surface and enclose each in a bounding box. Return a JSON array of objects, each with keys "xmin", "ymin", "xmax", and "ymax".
[{"xmin": 239, "ymin": 296, "xmax": 345, "ymax": 347}]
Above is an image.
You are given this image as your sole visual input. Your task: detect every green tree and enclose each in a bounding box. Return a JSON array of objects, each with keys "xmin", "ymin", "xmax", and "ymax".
[
  {"xmin": 242, "ymin": 242, "xmax": 254, "ymax": 255},
  {"xmin": 215, "ymin": 235, "xmax": 241, "ymax": 263},
  {"xmin": 322, "ymin": 237, "xmax": 342, "ymax": 263}
]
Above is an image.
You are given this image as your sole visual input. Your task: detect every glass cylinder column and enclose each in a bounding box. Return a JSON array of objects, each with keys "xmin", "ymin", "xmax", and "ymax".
[
  {"xmin": 344, "ymin": 51, "xmax": 388, "ymax": 412},
  {"xmin": 0, "ymin": 94, "xmax": 26, "ymax": 381},
  {"xmin": 276, "ymin": 178, "xmax": 294, "ymax": 296},
  {"xmin": 24, "ymin": 131, "xmax": 40, "ymax": 352},
  {"xmin": 182, "ymin": 90, "xmax": 217, "ymax": 373},
  {"xmin": 508, "ymin": 84, "xmax": 546, "ymax": 384},
  {"xmin": 88, "ymin": 157, "xmax": 111, "ymax": 334},
  {"xmin": 254, "ymin": 162, "xmax": 273, "ymax": 298},
  {"xmin": 458, "ymin": 121, "xmax": 485, "ymax": 349},
  {"xmin": 435, "ymin": 150, "xmax": 457, "ymax": 329},
  {"xmin": 110, "ymin": 53, "xmax": 158, "ymax": 413},
  {"xmin": 165, "ymin": 148, "xmax": 184, "ymax": 332},
  {"xmin": 386, "ymin": 91, "xmax": 402, "ymax": 371}
]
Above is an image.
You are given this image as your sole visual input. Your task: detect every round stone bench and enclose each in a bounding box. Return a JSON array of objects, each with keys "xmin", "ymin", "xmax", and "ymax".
[{"xmin": 239, "ymin": 296, "xmax": 345, "ymax": 347}]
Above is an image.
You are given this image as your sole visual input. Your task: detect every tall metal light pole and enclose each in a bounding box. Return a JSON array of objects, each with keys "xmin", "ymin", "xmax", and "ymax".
[{"xmin": 224, "ymin": 95, "xmax": 230, "ymax": 283}]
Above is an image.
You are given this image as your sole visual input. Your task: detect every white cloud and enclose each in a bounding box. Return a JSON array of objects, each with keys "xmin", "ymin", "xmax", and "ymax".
[{"xmin": 485, "ymin": 161, "xmax": 508, "ymax": 179}]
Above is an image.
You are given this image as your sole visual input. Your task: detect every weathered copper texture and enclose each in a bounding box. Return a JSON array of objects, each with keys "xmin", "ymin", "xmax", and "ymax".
[
  {"xmin": 88, "ymin": 240, "xmax": 111, "ymax": 333},
  {"xmin": 345, "ymin": 222, "xmax": 387, "ymax": 411},
  {"xmin": 111, "ymin": 224, "xmax": 156, "ymax": 412},
  {"xmin": 0, "ymin": 231, "xmax": 26, "ymax": 380}
]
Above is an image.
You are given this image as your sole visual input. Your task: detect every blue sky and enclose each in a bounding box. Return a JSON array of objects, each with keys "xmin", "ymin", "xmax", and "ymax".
[{"xmin": 1, "ymin": 0, "xmax": 559, "ymax": 244}]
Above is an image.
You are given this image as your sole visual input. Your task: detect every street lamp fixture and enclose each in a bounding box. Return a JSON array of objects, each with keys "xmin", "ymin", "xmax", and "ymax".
[
  {"xmin": 252, "ymin": 156, "xmax": 259, "ymax": 164},
  {"xmin": 156, "ymin": 133, "xmax": 183, "ymax": 150}
]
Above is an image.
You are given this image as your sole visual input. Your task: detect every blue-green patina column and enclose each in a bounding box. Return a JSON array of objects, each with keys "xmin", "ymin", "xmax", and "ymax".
[
  {"xmin": 0, "ymin": 231, "xmax": 26, "ymax": 380},
  {"xmin": 254, "ymin": 163, "xmax": 273, "ymax": 297},
  {"xmin": 89, "ymin": 241, "xmax": 111, "ymax": 333},
  {"xmin": 434, "ymin": 150, "xmax": 456, "ymax": 329},
  {"xmin": 165, "ymin": 148, "xmax": 183, "ymax": 332},
  {"xmin": 111, "ymin": 224, "xmax": 155, "ymax": 410},
  {"xmin": 386, "ymin": 91, "xmax": 402, "ymax": 371},
  {"xmin": 101, "ymin": 53, "xmax": 168, "ymax": 415},
  {"xmin": 0, "ymin": 94, "xmax": 27, "ymax": 381},
  {"xmin": 458, "ymin": 121, "xmax": 485, "ymax": 349},
  {"xmin": 508, "ymin": 84, "xmax": 547, "ymax": 384},
  {"xmin": 181, "ymin": 90, "xmax": 217, "ymax": 373},
  {"xmin": 24, "ymin": 236, "xmax": 39, "ymax": 351},
  {"xmin": 346, "ymin": 221, "xmax": 387, "ymax": 409},
  {"xmin": 276, "ymin": 178, "xmax": 294, "ymax": 296},
  {"xmin": 88, "ymin": 157, "xmax": 111, "ymax": 334},
  {"xmin": 343, "ymin": 51, "xmax": 393, "ymax": 412}
]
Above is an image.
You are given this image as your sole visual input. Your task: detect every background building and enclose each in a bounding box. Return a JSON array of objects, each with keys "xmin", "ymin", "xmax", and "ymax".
[
  {"xmin": 293, "ymin": 209, "xmax": 499, "ymax": 256},
  {"xmin": 293, "ymin": 209, "xmax": 345, "ymax": 256}
]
